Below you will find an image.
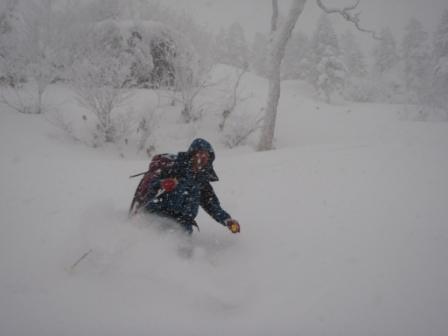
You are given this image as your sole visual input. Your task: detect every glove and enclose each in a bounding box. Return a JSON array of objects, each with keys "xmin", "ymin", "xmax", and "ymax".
[
  {"xmin": 225, "ymin": 219, "xmax": 240, "ymax": 234},
  {"xmin": 160, "ymin": 178, "xmax": 178, "ymax": 192}
]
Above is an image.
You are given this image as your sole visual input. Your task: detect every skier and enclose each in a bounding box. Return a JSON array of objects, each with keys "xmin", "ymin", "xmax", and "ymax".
[{"xmin": 134, "ymin": 138, "xmax": 240, "ymax": 235}]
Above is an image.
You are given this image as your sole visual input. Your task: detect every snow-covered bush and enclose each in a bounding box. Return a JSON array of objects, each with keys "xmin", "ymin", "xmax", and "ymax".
[
  {"xmin": 71, "ymin": 49, "xmax": 134, "ymax": 144},
  {"xmin": 136, "ymin": 107, "xmax": 159, "ymax": 154},
  {"xmin": 221, "ymin": 111, "xmax": 262, "ymax": 148},
  {"xmin": 344, "ymin": 70, "xmax": 405, "ymax": 103},
  {"xmin": 343, "ymin": 77, "xmax": 379, "ymax": 103}
]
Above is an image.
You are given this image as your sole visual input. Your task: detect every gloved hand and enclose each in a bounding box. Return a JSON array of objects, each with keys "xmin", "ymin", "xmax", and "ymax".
[
  {"xmin": 160, "ymin": 178, "xmax": 178, "ymax": 192},
  {"xmin": 225, "ymin": 218, "xmax": 240, "ymax": 234}
]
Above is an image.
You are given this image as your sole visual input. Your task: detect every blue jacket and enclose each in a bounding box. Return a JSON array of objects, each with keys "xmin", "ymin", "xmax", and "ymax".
[{"xmin": 145, "ymin": 139, "xmax": 231, "ymax": 227}]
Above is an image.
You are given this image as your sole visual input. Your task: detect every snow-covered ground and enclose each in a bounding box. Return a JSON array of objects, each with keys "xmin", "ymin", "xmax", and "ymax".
[{"xmin": 1, "ymin": 74, "xmax": 448, "ymax": 335}]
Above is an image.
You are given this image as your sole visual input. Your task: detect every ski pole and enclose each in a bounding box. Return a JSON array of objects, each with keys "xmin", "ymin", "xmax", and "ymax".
[{"xmin": 129, "ymin": 170, "xmax": 149, "ymax": 178}]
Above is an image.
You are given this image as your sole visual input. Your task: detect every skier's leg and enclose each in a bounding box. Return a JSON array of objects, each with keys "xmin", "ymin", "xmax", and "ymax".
[{"xmin": 175, "ymin": 216, "xmax": 195, "ymax": 235}]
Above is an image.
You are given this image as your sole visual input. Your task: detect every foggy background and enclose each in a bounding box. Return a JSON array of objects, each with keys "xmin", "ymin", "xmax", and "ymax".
[{"xmin": 162, "ymin": 0, "xmax": 447, "ymax": 48}]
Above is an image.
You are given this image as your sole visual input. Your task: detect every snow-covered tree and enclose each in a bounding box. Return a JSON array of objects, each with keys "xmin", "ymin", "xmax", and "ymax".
[
  {"xmin": 281, "ymin": 31, "xmax": 311, "ymax": 80},
  {"xmin": 258, "ymin": 0, "xmax": 306, "ymax": 151},
  {"xmin": 153, "ymin": 30, "xmax": 215, "ymax": 124},
  {"xmin": 258, "ymin": 0, "xmax": 378, "ymax": 151},
  {"xmin": 258, "ymin": 0, "xmax": 378, "ymax": 150},
  {"xmin": 0, "ymin": 0, "xmax": 70, "ymax": 114},
  {"xmin": 339, "ymin": 29, "xmax": 370, "ymax": 102},
  {"xmin": 71, "ymin": 24, "xmax": 134, "ymax": 144},
  {"xmin": 401, "ymin": 18, "xmax": 431, "ymax": 101},
  {"xmin": 430, "ymin": 9, "xmax": 448, "ymax": 115},
  {"xmin": 215, "ymin": 22, "xmax": 249, "ymax": 69},
  {"xmin": 214, "ymin": 28, "xmax": 227, "ymax": 63},
  {"xmin": 171, "ymin": 46, "xmax": 212, "ymax": 123},
  {"xmin": 340, "ymin": 30, "xmax": 367, "ymax": 78},
  {"xmin": 80, "ymin": 0, "xmax": 122, "ymax": 22},
  {"xmin": 372, "ymin": 27, "xmax": 399, "ymax": 75},
  {"xmin": 134, "ymin": 0, "xmax": 214, "ymax": 59},
  {"xmin": 86, "ymin": 1, "xmax": 216, "ymax": 122},
  {"xmin": 68, "ymin": 0, "xmax": 213, "ymax": 90},
  {"xmin": 130, "ymin": 0, "xmax": 216, "ymax": 94},
  {"xmin": 433, "ymin": 9, "xmax": 448, "ymax": 61},
  {"xmin": 0, "ymin": 0, "xmax": 20, "ymax": 86},
  {"xmin": 310, "ymin": 14, "xmax": 346, "ymax": 102},
  {"xmin": 0, "ymin": 0, "xmax": 17, "ymax": 54},
  {"xmin": 369, "ymin": 27, "xmax": 405, "ymax": 102}
]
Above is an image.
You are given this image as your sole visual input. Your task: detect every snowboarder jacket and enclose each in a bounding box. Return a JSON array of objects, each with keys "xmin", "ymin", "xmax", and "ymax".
[{"xmin": 144, "ymin": 138, "xmax": 231, "ymax": 231}]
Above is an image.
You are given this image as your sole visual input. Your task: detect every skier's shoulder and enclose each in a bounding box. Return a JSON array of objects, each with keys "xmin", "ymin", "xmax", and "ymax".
[
  {"xmin": 174, "ymin": 151, "xmax": 190, "ymax": 165},
  {"xmin": 154, "ymin": 153, "xmax": 177, "ymax": 161}
]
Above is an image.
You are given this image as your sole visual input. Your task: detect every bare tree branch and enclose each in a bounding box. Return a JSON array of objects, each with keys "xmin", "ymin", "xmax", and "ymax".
[
  {"xmin": 316, "ymin": 0, "xmax": 381, "ymax": 40},
  {"xmin": 219, "ymin": 66, "xmax": 248, "ymax": 131}
]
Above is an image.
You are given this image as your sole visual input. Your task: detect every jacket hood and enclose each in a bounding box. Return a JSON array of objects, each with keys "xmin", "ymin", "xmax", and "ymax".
[
  {"xmin": 187, "ymin": 138, "xmax": 215, "ymax": 160},
  {"xmin": 187, "ymin": 138, "xmax": 218, "ymax": 181}
]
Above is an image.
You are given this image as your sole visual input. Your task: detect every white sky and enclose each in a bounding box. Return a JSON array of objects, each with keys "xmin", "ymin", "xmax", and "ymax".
[{"xmin": 162, "ymin": 0, "xmax": 448, "ymax": 48}]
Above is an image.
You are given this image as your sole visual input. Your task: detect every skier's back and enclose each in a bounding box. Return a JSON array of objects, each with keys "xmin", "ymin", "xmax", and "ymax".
[{"xmin": 131, "ymin": 138, "xmax": 240, "ymax": 234}]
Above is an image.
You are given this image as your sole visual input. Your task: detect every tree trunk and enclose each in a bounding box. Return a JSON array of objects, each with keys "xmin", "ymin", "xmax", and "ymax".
[
  {"xmin": 271, "ymin": 0, "xmax": 278, "ymax": 32},
  {"xmin": 36, "ymin": 79, "xmax": 45, "ymax": 114},
  {"xmin": 257, "ymin": 0, "xmax": 306, "ymax": 151}
]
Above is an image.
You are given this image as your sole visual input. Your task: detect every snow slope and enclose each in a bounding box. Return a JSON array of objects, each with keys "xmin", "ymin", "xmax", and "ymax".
[{"xmin": 1, "ymin": 81, "xmax": 448, "ymax": 335}]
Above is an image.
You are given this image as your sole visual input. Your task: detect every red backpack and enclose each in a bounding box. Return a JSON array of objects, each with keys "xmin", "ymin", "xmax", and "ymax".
[{"xmin": 129, "ymin": 154, "xmax": 176, "ymax": 216}]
